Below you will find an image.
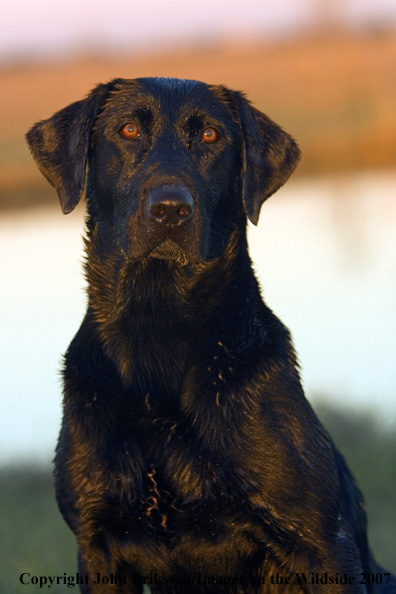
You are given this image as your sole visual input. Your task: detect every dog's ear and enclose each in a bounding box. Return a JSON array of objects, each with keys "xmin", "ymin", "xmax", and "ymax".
[
  {"xmin": 26, "ymin": 84, "xmax": 108, "ymax": 214},
  {"xmin": 232, "ymin": 92, "xmax": 301, "ymax": 225}
]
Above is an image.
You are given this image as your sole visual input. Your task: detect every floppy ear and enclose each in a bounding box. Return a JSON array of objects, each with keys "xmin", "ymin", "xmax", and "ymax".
[
  {"xmin": 26, "ymin": 84, "xmax": 108, "ymax": 214},
  {"xmin": 233, "ymin": 92, "xmax": 301, "ymax": 225}
]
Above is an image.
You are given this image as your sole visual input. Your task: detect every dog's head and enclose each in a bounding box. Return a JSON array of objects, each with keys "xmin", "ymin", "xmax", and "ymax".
[{"xmin": 27, "ymin": 77, "xmax": 300, "ymax": 263}]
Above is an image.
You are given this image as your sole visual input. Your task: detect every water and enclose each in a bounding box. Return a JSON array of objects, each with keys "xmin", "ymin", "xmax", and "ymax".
[{"xmin": 1, "ymin": 172, "xmax": 395, "ymax": 464}]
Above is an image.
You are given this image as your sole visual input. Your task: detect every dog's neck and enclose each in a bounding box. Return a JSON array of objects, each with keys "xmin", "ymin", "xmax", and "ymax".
[{"xmin": 83, "ymin": 222, "xmax": 258, "ymax": 392}]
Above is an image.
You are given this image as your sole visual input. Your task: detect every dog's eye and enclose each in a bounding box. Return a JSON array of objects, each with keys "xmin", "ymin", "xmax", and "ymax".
[
  {"xmin": 201, "ymin": 127, "xmax": 218, "ymax": 144},
  {"xmin": 120, "ymin": 123, "xmax": 140, "ymax": 140}
]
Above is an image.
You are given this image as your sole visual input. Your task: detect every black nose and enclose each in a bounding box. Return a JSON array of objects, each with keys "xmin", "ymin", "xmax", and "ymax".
[{"xmin": 147, "ymin": 185, "xmax": 194, "ymax": 227}]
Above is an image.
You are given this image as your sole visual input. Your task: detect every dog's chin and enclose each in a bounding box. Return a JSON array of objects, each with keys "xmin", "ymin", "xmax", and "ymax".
[{"xmin": 148, "ymin": 238, "xmax": 191, "ymax": 266}]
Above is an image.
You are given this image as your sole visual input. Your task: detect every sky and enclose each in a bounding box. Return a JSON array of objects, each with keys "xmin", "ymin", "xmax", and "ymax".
[{"xmin": 2, "ymin": 0, "xmax": 396, "ymax": 63}]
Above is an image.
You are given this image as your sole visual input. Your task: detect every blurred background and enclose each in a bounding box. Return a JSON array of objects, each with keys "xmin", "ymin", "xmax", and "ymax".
[{"xmin": 1, "ymin": 0, "xmax": 395, "ymax": 588}]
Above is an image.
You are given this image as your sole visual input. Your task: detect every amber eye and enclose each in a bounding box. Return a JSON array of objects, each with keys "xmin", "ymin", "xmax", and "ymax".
[
  {"xmin": 201, "ymin": 127, "xmax": 218, "ymax": 143},
  {"xmin": 120, "ymin": 123, "xmax": 140, "ymax": 139}
]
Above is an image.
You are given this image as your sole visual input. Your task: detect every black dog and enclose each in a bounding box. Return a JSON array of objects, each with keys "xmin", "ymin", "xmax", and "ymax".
[{"xmin": 27, "ymin": 78, "xmax": 395, "ymax": 593}]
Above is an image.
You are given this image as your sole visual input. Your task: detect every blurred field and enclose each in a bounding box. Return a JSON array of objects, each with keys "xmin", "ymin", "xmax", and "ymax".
[
  {"xmin": 1, "ymin": 405, "xmax": 395, "ymax": 593},
  {"xmin": 1, "ymin": 28, "xmax": 395, "ymax": 210}
]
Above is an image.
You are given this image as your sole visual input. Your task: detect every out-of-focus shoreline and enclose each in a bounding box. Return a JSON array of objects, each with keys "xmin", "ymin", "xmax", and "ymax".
[{"xmin": 1, "ymin": 28, "xmax": 396, "ymax": 211}]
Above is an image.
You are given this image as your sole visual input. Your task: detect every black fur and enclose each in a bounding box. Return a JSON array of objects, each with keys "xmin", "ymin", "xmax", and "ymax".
[{"xmin": 27, "ymin": 77, "xmax": 395, "ymax": 593}]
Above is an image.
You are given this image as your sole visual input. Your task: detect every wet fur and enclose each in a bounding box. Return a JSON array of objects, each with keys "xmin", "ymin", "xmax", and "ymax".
[{"xmin": 27, "ymin": 77, "xmax": 395, "ymax": 593}]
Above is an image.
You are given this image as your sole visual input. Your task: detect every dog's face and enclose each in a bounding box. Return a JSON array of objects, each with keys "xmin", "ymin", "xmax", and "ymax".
[
  {"xmin": 27, "ymin": 77, "xmax": 300, "ymax": 263},
  {"xmin": 89, "ymin": 78, "xmax": 245, "ymax": 262}
]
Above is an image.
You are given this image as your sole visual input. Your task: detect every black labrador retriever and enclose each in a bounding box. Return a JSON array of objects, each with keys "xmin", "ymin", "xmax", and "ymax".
[{"xmin": 27, "ymin": 77, "xmax": 395, "ymax": 593}]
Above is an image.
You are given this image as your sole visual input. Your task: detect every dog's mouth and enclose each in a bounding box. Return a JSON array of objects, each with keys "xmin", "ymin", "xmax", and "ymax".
[
  {"xmin": 149, "ymin": 237, "xmax": 190, "ymax": 265},
  {"xmin": 125, "ymin": 208, "xmax": 206, "ymax": 265}
]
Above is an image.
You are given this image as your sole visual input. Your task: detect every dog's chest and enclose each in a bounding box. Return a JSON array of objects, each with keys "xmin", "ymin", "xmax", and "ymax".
[
  {"xmin": 109, "ymin": 409, "xmax": 240, "ymax": 505},
  {"xmin": 93, "ymin": 448, "xmax": 264, "ymax": 575},
  {"xmin": 92, "ymin": 446, "xmax": 247, "ymax": 553},
  {"xmin": 65, "ymin": 331, "xmax": 263, "ymax": 546},
  {"xmin": 87, "ymin": 397, "xmax": 253, "ymax": 540}
]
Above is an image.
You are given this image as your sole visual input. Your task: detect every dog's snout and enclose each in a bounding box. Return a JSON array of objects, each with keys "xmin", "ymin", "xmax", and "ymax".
[{"xmin": 147, "ymin": 185, "xmax": 194, "ymax": 227}]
